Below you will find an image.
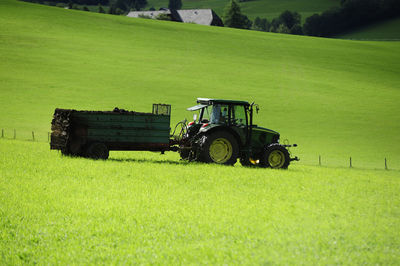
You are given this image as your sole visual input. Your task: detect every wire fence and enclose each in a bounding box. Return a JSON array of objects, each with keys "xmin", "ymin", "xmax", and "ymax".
[
  {"xmin": 1, "ymin": 128, "xmax": 397, "ymax": 171},
  {"xmin": 1, "ymin": 128, "xmax": 51, "ymax": 143},
  {"xmin": 313, "ymin": 154, "xmax": 391, "ymax": 171}
]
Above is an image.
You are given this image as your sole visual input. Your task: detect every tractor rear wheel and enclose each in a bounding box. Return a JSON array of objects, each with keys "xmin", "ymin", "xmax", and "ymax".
[
  {"xmin": 199, "ymin": 131, "xmax": 239, "ymax": 165},
  {"xmin": 86, "ymin": 142, "xmax": 109, "ymax": 160},
  {"xmin": 260, "ymin": 144, "xmax": 290, "ymax": 169}
]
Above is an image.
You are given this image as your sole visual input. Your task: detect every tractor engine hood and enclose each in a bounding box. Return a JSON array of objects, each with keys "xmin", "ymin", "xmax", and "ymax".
[
  {"xmin": 252, "ymin": 126, "xmax": 279, "ymax": 136},
  {"xmin": 251, "ymin": 126, "xmax": 280, "ymax": 145}
]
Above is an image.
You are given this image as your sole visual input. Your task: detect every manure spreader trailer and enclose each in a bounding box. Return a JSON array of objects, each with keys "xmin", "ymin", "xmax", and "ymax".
[{"xmin": 51, "ymin": 98, "xmax": 298, "ymax": 169}]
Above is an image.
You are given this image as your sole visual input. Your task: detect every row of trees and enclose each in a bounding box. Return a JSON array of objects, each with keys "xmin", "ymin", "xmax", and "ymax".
[
  {"xmin": 223, "ymin": 0, "xmax": 303, "ymax": 35},
  {"xmin": 78, "ymin": 0, "xmax": 180, "ymax": 13},
  {"xmin": 303, "ymin": 0, "xmax": 400, "ymax": 36},
  {"xmin": 109, "ymin": 0, "xmax": 147, "ymax": 12},
  {"xmin": 223, "ymin": 0, "xmax": 400, "ymax": 36},
  {"xmin": 30, "ymin": 0, "xmax": 110, "ymax": 4}
]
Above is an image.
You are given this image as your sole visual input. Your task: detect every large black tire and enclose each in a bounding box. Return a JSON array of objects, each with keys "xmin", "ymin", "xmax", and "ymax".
[
  {"xmin": 260, "ymin": 144, "xmax": 290, "ymax": 169},
  {"xmin": 199, "ymin": 131, "xmax": 239, "ymax": 165},
  {"xmin": 86, "ymin": 142, "xmax": 109, "ymax": 160}
]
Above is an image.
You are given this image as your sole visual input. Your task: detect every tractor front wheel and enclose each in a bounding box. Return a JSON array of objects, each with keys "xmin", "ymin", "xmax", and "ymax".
[
  {"xmin": 199, "ymin": 131, "xmax": 239, "ymax": 165},
  {"xmin": 260, "ymin": 144, "xmax": 290, "ymax": 169}
]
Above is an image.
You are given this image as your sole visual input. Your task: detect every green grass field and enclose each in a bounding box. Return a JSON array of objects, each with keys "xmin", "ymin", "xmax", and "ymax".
[
  {"xmin": 1, "ymin": 139, "xmax": 400, "ymax": 264},
  {"xmin": 1, "ymin": 0, "xmax": 400, "ymax": 263},
  {"xmin": 146, "ymin": 0, "xmax": 339, "ymax": 21},
  {"xmin": 337, "ymin": 17, "xmax": 400, "ymax": 40}
]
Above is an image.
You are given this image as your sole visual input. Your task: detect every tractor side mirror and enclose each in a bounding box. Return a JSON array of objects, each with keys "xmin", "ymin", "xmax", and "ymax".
[{"xmin": 193, "ymin": 113, "xmax": 197, "ymax": 122}]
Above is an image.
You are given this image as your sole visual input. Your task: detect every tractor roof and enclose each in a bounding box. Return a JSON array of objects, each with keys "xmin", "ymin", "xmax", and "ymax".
[{"xmin": 196, "ymin": 98, "xmax": 250, "ymax": 106}]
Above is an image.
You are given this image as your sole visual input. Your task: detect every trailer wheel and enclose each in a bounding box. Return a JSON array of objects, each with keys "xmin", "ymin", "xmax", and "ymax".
[
  {"xmin": 200, "ymin": 131, "xmax": 238, "ymax": 165},
  {"xmin": 260, "ymin": 144, "xmax": 290, "ymax": 169},
  {"xmin": 86, "ymin": 142, "xmax": 109, "ymax": 160}
]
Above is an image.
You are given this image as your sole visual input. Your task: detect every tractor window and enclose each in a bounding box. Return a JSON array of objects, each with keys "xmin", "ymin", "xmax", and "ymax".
[
  {"xmin": 200, "ymin": 106, "xmax": 211, "ymax": 123},
  {"xmin": 210, "ymin": 104, "xmax": 229, "ymax": 124},
  {"xmin": 232, "ymin": 105, "xmax": 247, "ymax": 126}
]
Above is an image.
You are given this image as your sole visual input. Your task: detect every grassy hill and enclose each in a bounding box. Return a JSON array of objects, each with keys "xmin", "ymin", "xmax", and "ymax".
[
  {"xmin": 0, "ymin": 0, "xmax": 400, "ymax": 263},
  {"xmin": 146, "ymin": 0, "xmax": 340, "ymax": 21},
  {"xmin": 337, "ymin": 17, "xmax": 400, "ymax": 40}
]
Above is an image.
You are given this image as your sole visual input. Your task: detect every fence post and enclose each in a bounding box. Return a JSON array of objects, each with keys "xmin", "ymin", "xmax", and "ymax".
[
  {"xmin": 319, "ymin": 155, "xmax": 321, "ymax": 166},
  {"xmin": 32, "ymin": 131, "xmax": 35, "ymax": 141},
  {"xmin": 385, "ymin": 158, "xmax": 388, "ymax": 170},
  {"xmin": 13, "ymin": 129, "xmax": 16, "ymax": 139},
  {"xmin": 349, "ymin": 157, "xmax": 352, "ymax": 168}
]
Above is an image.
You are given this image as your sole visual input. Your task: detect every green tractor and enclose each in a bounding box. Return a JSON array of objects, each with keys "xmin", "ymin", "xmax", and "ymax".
[{"xmin": 179, "ymin": 98, "xmax": 298, "ymax": 169}]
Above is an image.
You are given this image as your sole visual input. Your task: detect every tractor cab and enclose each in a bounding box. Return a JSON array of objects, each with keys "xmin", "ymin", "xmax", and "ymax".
[
  {"xmin": 191, "ymin": 98, "xmax": 249, "ymax": 126},
  {"xmin": 186, "ymin": 98, "xmax": 251, "ymax": 145}
]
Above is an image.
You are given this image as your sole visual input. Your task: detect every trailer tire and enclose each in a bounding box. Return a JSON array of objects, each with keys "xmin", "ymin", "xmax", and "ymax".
[
  {"xmin": 199, "ymin": 131, "xmax": 238, "ymax": 165},
  {"xmin": 86, "ymin": 142, "xmax": 109, "ymax": 160},
  {"xmin": 260, "ymin": 144, "xmax": 290, "ymax": 169}
]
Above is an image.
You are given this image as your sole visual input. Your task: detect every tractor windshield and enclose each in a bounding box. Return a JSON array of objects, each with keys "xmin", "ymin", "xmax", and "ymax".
[{"xmin": 200, "ymin": 104, "xmax": 229, "ymax": 124}]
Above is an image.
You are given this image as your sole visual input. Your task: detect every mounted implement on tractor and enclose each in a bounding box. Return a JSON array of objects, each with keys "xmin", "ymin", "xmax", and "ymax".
[{"xmin": 50, "ymin": 98, "xmax": 298, "ymax": 169}]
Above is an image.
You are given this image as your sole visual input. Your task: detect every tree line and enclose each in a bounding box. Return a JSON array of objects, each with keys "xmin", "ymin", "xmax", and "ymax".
[
  {"xmin": 20, "ymin": 0, "xmax": 148, "ymax": 12},
  {"xmin": 303, "ymin": 0, "xmax": 400, "ymax": 36},
  {"xmin": 223, "ymin": 0, "xmax": 400, "ymax": 36},
  {"xmin": 26, "ymin": 0, "xmax": 109, "ymax": 4},
  {"xmin": 223, "ymin": 0, "xmax": 303, "ymax": 35}
]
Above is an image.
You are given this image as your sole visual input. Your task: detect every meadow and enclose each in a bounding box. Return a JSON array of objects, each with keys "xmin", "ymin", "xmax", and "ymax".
[
  {"xmin": 0, "ymin": 0, "xmax": 400, "ymax": 263},
  {"xmin": 1, "ymin": 139, "xmax": 400, "ymax": 264}
]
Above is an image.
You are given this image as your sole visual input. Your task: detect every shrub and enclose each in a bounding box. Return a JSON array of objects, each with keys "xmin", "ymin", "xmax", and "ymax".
[{"xmin": 156, "ymin": 13, "xmax": 171, "ymax": 20}]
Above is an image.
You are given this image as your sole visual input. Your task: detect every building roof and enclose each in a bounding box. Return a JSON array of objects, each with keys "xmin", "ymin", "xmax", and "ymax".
[
  {"xmin": 176, "ymin": 9, "xmax": 214, "ymax": 26},
  {"xmin": 127, "ymin": 10, "xmax": 170, "ymax": 19}
]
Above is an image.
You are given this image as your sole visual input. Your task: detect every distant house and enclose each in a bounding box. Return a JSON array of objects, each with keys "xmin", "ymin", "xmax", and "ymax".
[{"xmin": 127, "ymin": 9, "xmax": 223, "ymax": 27}]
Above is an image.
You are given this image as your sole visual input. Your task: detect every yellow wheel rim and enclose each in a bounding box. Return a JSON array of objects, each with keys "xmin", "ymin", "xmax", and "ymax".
[
  {"xmin": 209, "ymin": 138, "xmax": 233, "ymax": 163},
  {"xmin": 268, "ymin": 150, "xmax": 285, "ymax": 168}
]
